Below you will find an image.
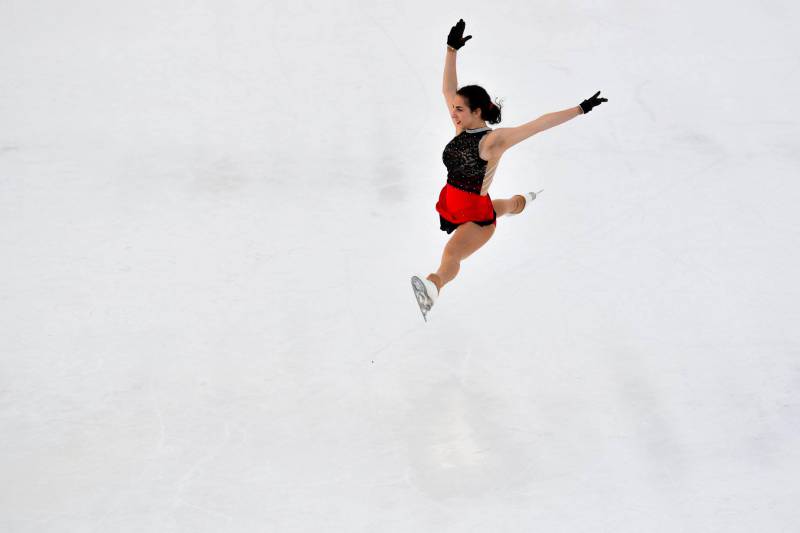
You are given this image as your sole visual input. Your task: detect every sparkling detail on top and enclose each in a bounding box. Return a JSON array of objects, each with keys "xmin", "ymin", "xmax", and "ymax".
[{"xmin": 442, "ymin": 128, "xmax": 492, "ymax": 194}]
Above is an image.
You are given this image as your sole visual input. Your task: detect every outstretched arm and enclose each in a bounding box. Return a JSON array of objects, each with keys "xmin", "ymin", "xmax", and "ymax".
[
  {"xmin": 494, "ymin": 91, "xmax": 607, "ymax": 153},
  {"xmin": 495, "ymin": 106, "xmax": 582, "ymax": 152}
]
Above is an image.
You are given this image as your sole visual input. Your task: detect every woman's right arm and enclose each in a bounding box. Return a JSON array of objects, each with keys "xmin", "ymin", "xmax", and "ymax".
[
  {"xmin": 443, "ymin": 46, "xmax": 458, "ymax": 95},
  {"xmin": 443, "ymin": 19, "xmax": 469, "ymax": 97}
]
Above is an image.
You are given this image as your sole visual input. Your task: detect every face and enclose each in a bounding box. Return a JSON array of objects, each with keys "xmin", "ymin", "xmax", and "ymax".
[{"xmin": 451, "ymin": 95, "xmax": 483, "ymax": 129}]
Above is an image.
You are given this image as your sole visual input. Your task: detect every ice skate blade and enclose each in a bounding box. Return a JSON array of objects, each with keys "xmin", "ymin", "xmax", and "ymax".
[{"xmin": 410, "ymin": 276, "xmax": 432, "ymax": 322}]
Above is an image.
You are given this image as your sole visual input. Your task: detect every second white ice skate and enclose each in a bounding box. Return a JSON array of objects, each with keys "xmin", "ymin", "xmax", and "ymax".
[{"xmin": 508, "ymin": 189, "xmax": 544, "ymax": 216}]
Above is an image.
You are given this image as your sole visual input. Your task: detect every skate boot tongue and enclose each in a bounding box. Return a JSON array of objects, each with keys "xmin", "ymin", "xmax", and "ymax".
[{"xmin": 423, "ymin": 277, "xmax": 439, "ymax": 302}]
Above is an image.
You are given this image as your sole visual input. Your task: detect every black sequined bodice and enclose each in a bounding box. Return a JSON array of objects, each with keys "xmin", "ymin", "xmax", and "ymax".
[{"xmin": 442, "ymin": 129, "xmax": 491, "ymax": 194}]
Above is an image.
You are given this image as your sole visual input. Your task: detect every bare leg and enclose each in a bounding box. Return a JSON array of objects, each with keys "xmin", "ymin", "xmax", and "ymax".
[
  {"xmin": 492, "ymin": 195, "xmax": 526, "ymax": 217},
  {"xmin": 427, "ymin": 222, "xmax": 496, "ymax": 293}
]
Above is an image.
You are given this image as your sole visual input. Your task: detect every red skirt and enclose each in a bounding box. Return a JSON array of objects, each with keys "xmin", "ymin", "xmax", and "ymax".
[{"xmin": 435, "ymin": 183, "xmax": 496, "ymax": 233}]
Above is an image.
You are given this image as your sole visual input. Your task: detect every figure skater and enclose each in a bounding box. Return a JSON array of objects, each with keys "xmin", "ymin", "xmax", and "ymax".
[{"xmin": 411, "ymin": 19, "xmax": 608, "ymax": 321}]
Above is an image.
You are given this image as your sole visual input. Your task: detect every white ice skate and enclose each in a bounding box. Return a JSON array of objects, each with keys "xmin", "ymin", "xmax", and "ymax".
[
  {"xmin": 507, "ymin": 189, "xmax": 544, "ymax": 216},
  {"xmin": 411, "ymin": 275, "xmax": 439, "ymax": 322}
]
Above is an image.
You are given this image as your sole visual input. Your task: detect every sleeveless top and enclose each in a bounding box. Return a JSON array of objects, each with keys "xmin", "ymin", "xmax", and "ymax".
[{"xmin": 442, "ymin": 126, "xmax": 498, "ymax": 196}]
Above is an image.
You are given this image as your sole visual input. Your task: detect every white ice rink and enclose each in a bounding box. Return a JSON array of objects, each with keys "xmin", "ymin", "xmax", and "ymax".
[{"xmin": 2, "ymin": 1, "xmax": 800, "ymax": 531}]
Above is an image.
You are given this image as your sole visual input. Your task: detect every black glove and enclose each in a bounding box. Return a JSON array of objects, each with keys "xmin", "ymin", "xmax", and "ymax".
[
  {"xmin": 447, "ymin": 19, "xmax": 472, "ymax": 50},
  {"xmin": 579, "ymin": 91, "xmax": 608, "ymax": 114}
]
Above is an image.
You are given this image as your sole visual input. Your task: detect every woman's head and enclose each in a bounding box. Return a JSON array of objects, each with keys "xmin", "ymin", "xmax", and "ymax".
[{"xmin": 453, "ymin": 85, "xmax": 503, "ymax": 128}]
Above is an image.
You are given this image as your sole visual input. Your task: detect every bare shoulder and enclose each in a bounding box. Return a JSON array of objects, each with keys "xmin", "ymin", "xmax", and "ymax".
[{"xmin": 480, "ymin": 128, "xmax": 509, "ymax": 159}]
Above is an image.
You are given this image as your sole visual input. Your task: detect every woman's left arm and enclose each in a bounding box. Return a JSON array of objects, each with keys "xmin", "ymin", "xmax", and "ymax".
[
  {"xmin": 494, "ymin": 106, "xmax": 582, "ymax": 153},
  {"xmin": 492, "ymin": 91, "xmax": 607, "ymax": 154}
]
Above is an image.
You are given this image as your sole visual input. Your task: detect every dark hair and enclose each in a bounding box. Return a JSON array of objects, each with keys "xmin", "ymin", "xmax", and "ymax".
[{"xmin": 456, "ymin": 84, "xmax": 503, "ymax": 125}]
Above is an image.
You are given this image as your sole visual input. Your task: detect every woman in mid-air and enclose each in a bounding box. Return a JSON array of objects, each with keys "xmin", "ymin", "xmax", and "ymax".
[{"xmin": 411, "ymin": 19, "xmax": 608, "ymax": 322}]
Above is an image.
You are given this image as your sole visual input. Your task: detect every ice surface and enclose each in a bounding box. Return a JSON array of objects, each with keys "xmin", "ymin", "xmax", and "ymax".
[{"xmin": 1, "ymin": 0, "xmax": 799, "ymax": 531}]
